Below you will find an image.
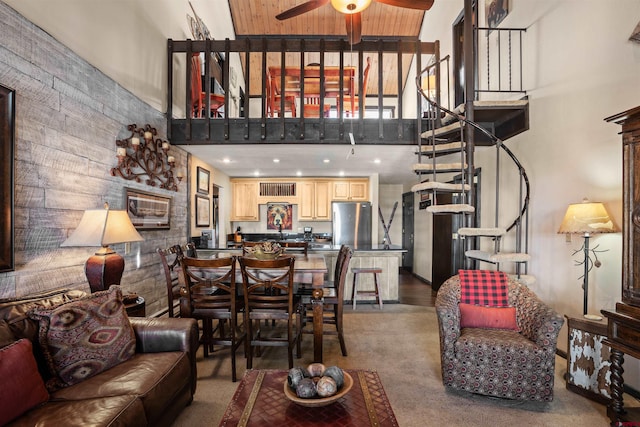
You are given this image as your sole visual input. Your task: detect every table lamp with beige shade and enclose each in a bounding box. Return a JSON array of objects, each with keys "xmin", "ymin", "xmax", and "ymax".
[
  {"xmin": 558, "ymin": 198, "xmax": 618, "ymax": 319},
  {"xmin": 61, "ymin": 203, "xmax": 144, "ymax": 293}
]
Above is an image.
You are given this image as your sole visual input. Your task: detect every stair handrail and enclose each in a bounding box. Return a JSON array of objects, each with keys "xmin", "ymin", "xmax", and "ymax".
[{"xmin": 415, "ymin": 62, "xmax": 530, "ymax": 234}]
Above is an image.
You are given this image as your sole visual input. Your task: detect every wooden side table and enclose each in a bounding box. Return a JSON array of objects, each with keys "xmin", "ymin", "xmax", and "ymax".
[
  {"xmin": 124, "ymin": 296, "xmax": 146, "ymax": 317},
  {"xmin": 565, "ymin": 315, "xmax": 611, "ymax": 404}
]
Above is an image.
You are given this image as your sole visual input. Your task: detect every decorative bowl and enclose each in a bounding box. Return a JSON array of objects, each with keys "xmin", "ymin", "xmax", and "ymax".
[
  {"xmin": 283, "ymin": 371, "xmax": 353, "ymax": 407},
  {"xmin": 252, "ymin": 250, "xmax": 283, "ymax": 260}
]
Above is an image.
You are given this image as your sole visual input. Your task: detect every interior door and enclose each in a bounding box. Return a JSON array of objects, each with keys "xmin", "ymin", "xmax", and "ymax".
[{"xmin": 402, "ymin": 192, "xmax": 414, "ymax": 272}]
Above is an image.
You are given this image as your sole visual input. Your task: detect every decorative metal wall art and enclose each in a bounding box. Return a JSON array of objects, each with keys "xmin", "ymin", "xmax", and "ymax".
[{"xmin": 111, "ymin": 124, "xmax": 182, "ymax": 191}]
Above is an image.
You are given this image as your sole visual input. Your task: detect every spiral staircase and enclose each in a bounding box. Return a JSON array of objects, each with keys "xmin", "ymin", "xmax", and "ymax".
[{"xmin": 412, "ymin": 57, "xmax": 532, "ymax": 290}]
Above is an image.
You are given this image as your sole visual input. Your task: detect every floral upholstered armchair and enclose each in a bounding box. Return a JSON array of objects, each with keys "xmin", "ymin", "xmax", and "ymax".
[{"xmin": 435, "ymin": 272, "xmax": 564, "ymax": 402}]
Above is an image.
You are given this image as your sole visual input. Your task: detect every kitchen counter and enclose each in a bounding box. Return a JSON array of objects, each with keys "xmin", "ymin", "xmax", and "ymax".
[{"xmin": 197, "ymin": 245, "xmax": 405, "ymax": 302}]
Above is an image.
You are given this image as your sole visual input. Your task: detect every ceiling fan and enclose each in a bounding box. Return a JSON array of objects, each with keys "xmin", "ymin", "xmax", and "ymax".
[{"xmin": 276, "ymin": 0, "xmax": 434, "ymax": 45}]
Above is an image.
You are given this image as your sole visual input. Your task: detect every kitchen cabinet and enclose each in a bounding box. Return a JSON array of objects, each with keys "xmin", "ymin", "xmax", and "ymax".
[
  {"xmin": 333, "ymin": 179, "xmax": 369, "ymax": 201},
  {"xmin": 231, "ymin": 180, "xmax": 259, "ymax": 221},
  {"xmin": 298, "ymin": 180, "xmax": 331, "ymax": 221}
]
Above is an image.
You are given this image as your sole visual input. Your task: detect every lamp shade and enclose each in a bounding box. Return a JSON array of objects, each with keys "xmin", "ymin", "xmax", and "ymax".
[
  {"xmin": 557, "ymin": 200, "xmax": 618, "ymax": 235},
  {"xmin": 61, "ymin": 204, "xmax": 143, "ymax": 293},
  {"xmin": 330, "ymin": 0, "xmax": 372, "ymax": 14},
  {"xmin": 61, "ymin": 206, "xmax": 143, "ymax": 249}
]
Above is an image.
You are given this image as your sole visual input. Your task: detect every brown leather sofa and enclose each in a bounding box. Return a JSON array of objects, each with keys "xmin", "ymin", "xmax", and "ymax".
[{"xmin": 0, "ymin": 288, "xmax": 199, "ymax": 426}]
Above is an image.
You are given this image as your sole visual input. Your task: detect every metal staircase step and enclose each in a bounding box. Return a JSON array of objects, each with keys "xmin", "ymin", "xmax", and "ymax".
[
  {"xmin": 457, "ymin": 227, "xmax": 506, "ymax": 237},
  {"xmin": 411, "ymin": 181, "xmax": 471, "ymax": 193},
  {"xmin": 418, "ymin": 141, "xmax": 465, "ymax": 157},
  {"xmin": 412, "ymin": 162, "xmax": 467, "ymax": 174},
  {"xmin": 421, "ymin": 121, "xmax": 464, "ymax": 140},
  {"xmin": 426, "ymin": 204, "xmax": 475, "ymax": 214},
  {"xmin": 508, "ymin": 274, "xmax": 536, "ymax": 286},
  {"xmin": 465, "ymin": 250, "xmax": 531, "ymax": 264}
]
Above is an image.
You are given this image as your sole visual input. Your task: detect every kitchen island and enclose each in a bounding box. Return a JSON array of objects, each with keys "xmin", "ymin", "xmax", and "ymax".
[{"xmin": 197, "ymin": 244, "xmax": 405, "ymax": 303}]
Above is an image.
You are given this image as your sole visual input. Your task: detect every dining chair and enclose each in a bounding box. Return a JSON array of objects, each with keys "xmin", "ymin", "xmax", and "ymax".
[
  {"xmin": 338, "ymin": 56, "xmax": 371, "ymax": 118},
  {"xmin": 191, "ymin": 53, "xmax": 225, "ymax": 118},
  {"xmin": 300, "ymin": 245, "xmax": 353, "ymax": 356},
  {"xmin": 278, "ymin": 241, "xmax": 309, "ymax": 256},
  {"xmin": 239, "ymin": 256, "xmax": 302, "ymax": 369},
  {"xmin": 156, "ymin": 242, "xmax": 198, "ymax": 318},
  {"xmin": 303, "ymin": 96, "xmax": 331, "ymax": 118},
  {"xmin": 265, "ymin": 68, "xmax": 297, "ymax": 118},
  {"xmin": 178, "ymin": 254, "xmax": 245, "ymax": 382}
]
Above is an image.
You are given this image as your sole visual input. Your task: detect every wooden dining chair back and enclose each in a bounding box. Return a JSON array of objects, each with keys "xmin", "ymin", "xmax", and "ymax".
[
  {"xmin": 266, "ymin": 67, "xmax": 297, "ymax": 118},
  {"xmin": 238, "ymin": 256, "xmax": 301, "ymax": 369},
  {"xmin": 191, "ymin": 53, "xmax": 225, "ymax": 118},
  {"xmin": 301, "ymin": 245, "xmax": 353, "ymax": 356},
  {"xmin": 340, "ymin": 56, "xmax": 371, "ymax": 117},
  {"xmin": 157, "ymin": 242, "xmax": 198, "ymax": 317},
  {"xmin": 178, "ymin": 254, "xmax": 245, "ymax": 381},
  {"xmin": 303, "ymin": 96, "xmax": 331, "ymax": 118},
  {"xmin": 279, "ymin": 241, "xmax": 309, "ymax": 256}
]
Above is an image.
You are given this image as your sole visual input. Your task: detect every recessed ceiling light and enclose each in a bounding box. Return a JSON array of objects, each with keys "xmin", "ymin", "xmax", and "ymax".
[
  {"xmin": 296, "ymin": 171, "xmax": 302, "ymax": 176},
  {"xmin": 254, "ymin": 170, "xmax": 260, "ymax": 176},
  {"xmin": 323, "ymin": 159, "xmax": 330, "ymax": 163},
  {"xmin": 374, "ymin": 158, "xmax": 381, "ymax": 164},
  {"xmin": 273, "ymin": 158, "xmax": 280, "ymax": 163},
  {"xmin": 223, "ymin": 158, "xmax": 230, "ymax": 163},
  {"xmin": 339, "ymin": 171, "xmax": 345, "ymax": 176}
]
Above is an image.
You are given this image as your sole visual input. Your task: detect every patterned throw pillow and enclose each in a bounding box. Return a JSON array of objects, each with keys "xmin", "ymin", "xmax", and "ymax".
[
  {"xmin": 0, "ymin": 339, "xmax": 49, "ymax": 425},
  {"xmin": 29, "ymin": 286, "xmax": 136, "ymax": 392},
  {"xmin": 459, "ymin": 269, "xmax": 509, "ymax": 307}
]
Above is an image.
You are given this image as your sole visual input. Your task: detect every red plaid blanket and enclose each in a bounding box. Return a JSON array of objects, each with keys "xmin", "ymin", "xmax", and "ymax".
[{"xmin": 459, "ymin": 269, "xmax": 509, "ymax": 307}]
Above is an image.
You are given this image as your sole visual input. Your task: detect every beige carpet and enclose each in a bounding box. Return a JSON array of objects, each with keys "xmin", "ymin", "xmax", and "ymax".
[{"xmin": 172, "ymin": 304, "xmax": 614, "ymax": 427}]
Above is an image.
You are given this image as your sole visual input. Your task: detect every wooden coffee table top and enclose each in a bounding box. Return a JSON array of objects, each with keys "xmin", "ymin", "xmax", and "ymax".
[{"xmin": 219, "ymin": 369, "xmax": 398, "ymax": 427}]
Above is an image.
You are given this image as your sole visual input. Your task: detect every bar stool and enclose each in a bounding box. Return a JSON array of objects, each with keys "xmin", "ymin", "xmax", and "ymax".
[{"xmin": 350, "ymin": 267, "xmax": 383, "ymax": 309}]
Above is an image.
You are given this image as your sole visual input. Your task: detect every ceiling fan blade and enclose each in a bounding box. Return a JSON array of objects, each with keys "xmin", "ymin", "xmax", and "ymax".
[
  {"xmin": 374, "ymin": 0, "xmax": 434, "ymax": 10},
  {"xmin": 345, "ymin": 13, "xmax": 362, "ymax": 45},
  {"xmin": 276, "ymin": 0, "xmax": 330, "ymax": 20}
]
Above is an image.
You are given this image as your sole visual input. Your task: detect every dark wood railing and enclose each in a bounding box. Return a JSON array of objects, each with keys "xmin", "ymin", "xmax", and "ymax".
[{"xmin": 167, "ymin": 37, "xmax": 438, "ymax": 146}]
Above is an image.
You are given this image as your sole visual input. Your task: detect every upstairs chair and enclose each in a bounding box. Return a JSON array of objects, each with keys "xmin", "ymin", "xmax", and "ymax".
[
  {"xmin": 301, "ymin": 245, "xmax": 353, "ymax": 356},
  {"xmin": 302, "ymin": 96, "xmax": 331, "ymax": 118},
  {"xmin": 191, "ymin": 53, "xmax": 225, "ymax": 118},
  {"xmin": 239, "ymin": 256, "xmax": 302, "ymax": 369},
  {"xmin": 435, "ymin": 271, "xmax": 564, "ymax": 402},
  {"xmin": 178, "ymin": 255, "xmax": 245, "ymax": 382},
  {"xmin": 266, "ymin": 68, "xmax": 297, "ymax": 118},
  {"xmin": 157, "ymin": 243, "xmax": 198, "ymax": 317},
  {"xmin": 338, "ymin": 56, "xmax": 371, "ymax": 118}
]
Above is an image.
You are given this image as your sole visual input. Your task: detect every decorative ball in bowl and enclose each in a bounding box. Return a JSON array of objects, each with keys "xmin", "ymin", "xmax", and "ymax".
[{"xmin": 284, "ymin": 364, "xmax": 353, "ymax": 407}]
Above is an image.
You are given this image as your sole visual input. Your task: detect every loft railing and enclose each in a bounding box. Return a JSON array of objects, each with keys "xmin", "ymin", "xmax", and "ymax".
[
  {"xmin": 167, "ymin": 37, "xmax": 438, "ymax": 144},
  {"xmin": 474, "ymin": 27, "xmax": 526, "ymax": 98}
]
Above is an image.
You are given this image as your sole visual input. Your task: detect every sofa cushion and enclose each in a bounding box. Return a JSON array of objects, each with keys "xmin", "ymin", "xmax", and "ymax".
[
  {"xmin": 0, "ymin": 339, "xmax": 49, "ymax": 425},
  {"xmin": 29, "ymin": 286, "xmax": 136, "ymax": 392},
  {"xmin": 459, "ymin": 303, "xmax": 519, "ymax": 331},
  {"xmin": 0, "ymin": 320, "xmax": 15, "ymax": 347},
  {"xmin": 459, "ymin": 269, "xmax": 509, "ymax": 307}
]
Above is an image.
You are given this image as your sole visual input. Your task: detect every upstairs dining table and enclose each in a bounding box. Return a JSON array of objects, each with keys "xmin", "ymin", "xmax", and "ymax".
[{"xmin": 267, "ymin": 65, "xmax": 356, "ymax": 117}]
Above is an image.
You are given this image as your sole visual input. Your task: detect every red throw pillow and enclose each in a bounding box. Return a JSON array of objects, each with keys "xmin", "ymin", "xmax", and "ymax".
[
  {"xmin": 459, "ymin": 303, "xmax": 519, "ymax": 331},
  {"xmin": 29, "ymin": 286, "xmax": 136, "ymax": 392},
  {"xmin": 459, "ymin": 269, "xmax": 509, "ymax": 307},
  {"xmin": 0, "ymin": 339, "xmax": 49, "ymax": 425}
]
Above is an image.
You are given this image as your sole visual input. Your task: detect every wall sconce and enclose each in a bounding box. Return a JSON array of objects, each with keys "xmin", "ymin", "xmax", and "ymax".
[
  {"xmin": 111, "ymin": 124, "xmax": 182, "ymax": 191},
  {"xmin": 558, "ymin": 198, "xmax": 619, "ymax": 319}
]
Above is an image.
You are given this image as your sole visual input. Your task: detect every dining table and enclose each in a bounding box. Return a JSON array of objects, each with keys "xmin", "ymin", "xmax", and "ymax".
[{"xmin": 267, "ymin": 65, "xmax": 356, "ymax": 117}]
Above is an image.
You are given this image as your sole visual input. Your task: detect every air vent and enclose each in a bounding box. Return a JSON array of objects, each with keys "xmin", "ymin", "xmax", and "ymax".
[{"xmin": 260, "ymin": 182, "xmax": 296, "ymax": 197}]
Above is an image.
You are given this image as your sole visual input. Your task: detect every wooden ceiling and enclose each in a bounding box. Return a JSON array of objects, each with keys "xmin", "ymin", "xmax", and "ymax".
[{"xmin": 227, "ymin": 0, "xmax": 427, "ymax": 98}]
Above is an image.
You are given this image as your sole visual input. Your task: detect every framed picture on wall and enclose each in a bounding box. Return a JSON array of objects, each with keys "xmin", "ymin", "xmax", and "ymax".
[
  {"xmin": 125, "ymin": 188, "xmax": 171, "ymax": 230},
  {"xmin": 195, "ymin": 195, "xmax": 210, "ymax": 227},
  {"xmin": 197, "ymin": 166, "xmax": 210, "ymax": 194},
  {"xmin": 0, "ymin": 84, "xmax": 15, "ymax": 272},
  {"xmin": 486, "ymin": 0, "xmax": 509, "ymax": 29}
]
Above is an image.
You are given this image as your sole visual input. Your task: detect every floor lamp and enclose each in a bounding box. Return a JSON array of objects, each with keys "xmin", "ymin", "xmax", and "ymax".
[
  {"xmin": 558, "ymin": 199, "xmax": 618, "ymax": 319},
  {"xmin": 61, "ymin": 203, "xmax": 144, "ymax": 293}
]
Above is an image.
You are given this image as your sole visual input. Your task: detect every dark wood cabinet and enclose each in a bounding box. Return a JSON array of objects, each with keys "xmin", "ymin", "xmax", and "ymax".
[{"xmin": 601, "ymin": 106, "xmax": 640, "ymax": 425}]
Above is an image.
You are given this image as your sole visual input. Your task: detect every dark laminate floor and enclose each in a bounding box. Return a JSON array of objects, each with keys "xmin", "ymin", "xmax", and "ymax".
[{"xmin": 398, "ymin": 268, "xmax": 436, "ymax": 307}]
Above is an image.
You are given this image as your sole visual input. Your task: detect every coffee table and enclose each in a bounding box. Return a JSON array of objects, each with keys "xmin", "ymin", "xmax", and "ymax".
[{"xmin": 219, "ymin": 369, "xmax": 399, "ymax": 427}]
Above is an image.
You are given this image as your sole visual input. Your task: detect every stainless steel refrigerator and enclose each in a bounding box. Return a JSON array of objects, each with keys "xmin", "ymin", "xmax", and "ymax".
[{"xmin": 332, "ymin": 202, "xmax": 372, "ymax": 248}]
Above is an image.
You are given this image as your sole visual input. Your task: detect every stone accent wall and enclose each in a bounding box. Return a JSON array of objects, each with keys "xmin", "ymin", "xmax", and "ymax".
[{"xmin": 0, "ymin": 2, "xmax": 188, "ymax": 316}]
